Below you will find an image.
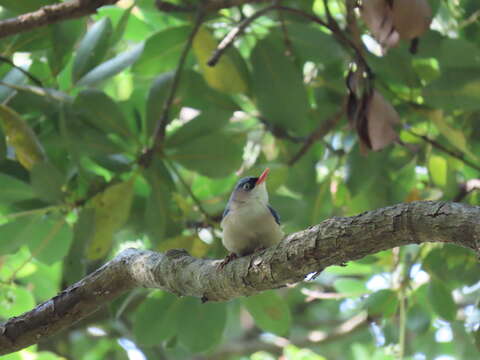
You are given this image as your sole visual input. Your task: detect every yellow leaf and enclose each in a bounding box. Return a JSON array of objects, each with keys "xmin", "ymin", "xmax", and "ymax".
[
  {"xmin": 192, "ymin": 26, "xmax": 247, "ymax": 94},
  {"xmin": 0, "ymin": 105, "xmax": 46, "ymax": 170},
  {"xmin": 157, "ymin": 235, "xmax": 209, "ymax": 258},
  {"xmin": 86, "ymin": 178, "xmax": 135, "ymax": 260},
  {"xmin": 428, "ymin": 155, "xmax": 447, "ymax": 187}
]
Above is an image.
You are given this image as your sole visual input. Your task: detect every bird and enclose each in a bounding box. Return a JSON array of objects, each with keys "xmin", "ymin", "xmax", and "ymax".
[{"xmin": 219, "ymin": 168, "xmax": 284, "ymax": 268}]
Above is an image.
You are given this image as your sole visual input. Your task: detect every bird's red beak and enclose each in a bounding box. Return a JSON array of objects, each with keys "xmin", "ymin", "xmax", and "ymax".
[{"xmin": 256, "ymin": 168, "xmax": 270, "ymax": 185}]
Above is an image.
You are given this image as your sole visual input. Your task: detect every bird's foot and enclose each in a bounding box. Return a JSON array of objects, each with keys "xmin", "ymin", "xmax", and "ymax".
[{"xmin": 217, "ymin": 253, "xmax": 238, "ymax": 270}]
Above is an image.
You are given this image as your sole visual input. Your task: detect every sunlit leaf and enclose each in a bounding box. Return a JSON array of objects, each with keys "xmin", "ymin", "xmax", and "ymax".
[
  {"xmin": 428, "ymin": 154, "xmax": 447, "ymax": 187},
  {"xmin": 0, "ymin": 104, "xmax": 46, "ymax": 170},
  {"xmin": 192, "ymin": 26, "xmax": 247, "ymax": 94},
  {"xmin": 86, "ymin": 178, "xmax": 135, "ymax": 260},
  {"xmin": 0, "ymin": 285, "xmax": 35, "ymax": 318}
]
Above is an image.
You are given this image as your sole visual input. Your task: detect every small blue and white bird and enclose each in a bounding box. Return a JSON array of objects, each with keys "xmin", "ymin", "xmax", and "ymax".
[{"xmin": 219, "ymin": 168, "xmax": 283, "ymax": 267}]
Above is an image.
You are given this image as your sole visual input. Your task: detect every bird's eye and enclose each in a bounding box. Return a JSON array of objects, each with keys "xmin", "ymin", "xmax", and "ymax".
[{"xmin": 243, "ymin": 183, "xmax": 252, "ymax": 190}]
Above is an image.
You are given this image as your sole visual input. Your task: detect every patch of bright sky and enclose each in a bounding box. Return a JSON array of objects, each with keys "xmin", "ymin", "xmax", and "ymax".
[
  {"xmin": 434, "ymin": 319, "xmax": 453, "ymax": 343},
  {"xmin": 118, "ymin": 338, "xmax": 147, "ymax": 360},
  {"xmin": 366, "ymin": 273, "xmax": 391, "ymax": 291}
]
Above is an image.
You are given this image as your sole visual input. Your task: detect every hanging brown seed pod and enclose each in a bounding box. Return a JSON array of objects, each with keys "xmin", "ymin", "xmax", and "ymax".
[{"xmin": 392, "ymin": 0, "xmax": 432, "ymax": 40}]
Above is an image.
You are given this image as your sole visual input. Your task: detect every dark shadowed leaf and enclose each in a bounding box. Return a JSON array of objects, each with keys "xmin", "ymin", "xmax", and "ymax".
[
  {"xmin": 47, "ymin": 19, "xmax": 86, "ymax": 76},
  {"xmin": 168, "ymin": 131, "xmax": 244, "ymax": 178},
  {"xmin": 77, "ymin": 43, "xmax": 144, "ymax": 86},
  {"xmin": 428, "ymin": 280, "xmax": 456, "ymax": 321},
  {"xmin": 0, "ymin": 173, "xmax": 35, "ymax": 204},
  {"xmin": 242, "ymin": 290, "xmax": 292, "ymax": 336},
  {"xmin": 0, "ymin": 0, "xmax": 54, "ymax": 13},
  {"xmin": 178, "ymin": 297, "xmax": 227, "ymax": 352},
  {"xmin": 73, "ymin": 90, "xmax": 131, "ymax": 140},
  {"xmin": 72, "ymin": 18, "xmax": 113, "ymax": 82},
  {"xmin": 145, "ymin": 72, "xmax": 174, "ymax": 138},
  {"xmin": 365, "ymin": 289, "xmax": 398, "ymax": 317},
  {"xmin": 30, "ymin": 161, "xmax": 65, "ymax": 204},
  {"xmin": 0, "ymin": 67, "xmax": 28, "ymax": 103},
  {"xmin": 63, "ymin": 208, "xmax": 95, "ymax": 284},
  {"xmin": 407, "ymin": 304, "xmax": 431, "ymax": 333},
  {"xmin": 250, "ymin": 37, "xmax": 310, "ymax": 135},
  {"xmin": 134, "ymin": 292, "xmax": 180, "ymax": 346}
]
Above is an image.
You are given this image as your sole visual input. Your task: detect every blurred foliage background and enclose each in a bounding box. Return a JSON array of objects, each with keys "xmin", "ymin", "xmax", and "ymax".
[{"xmin": 0, "ymin": 0, "xmax": 479, "ymax": 359}]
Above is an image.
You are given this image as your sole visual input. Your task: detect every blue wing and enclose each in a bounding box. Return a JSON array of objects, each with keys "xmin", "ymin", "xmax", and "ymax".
[{"xmin": 268, "ymin": 205, "xmax": 281, "ymax": 225}]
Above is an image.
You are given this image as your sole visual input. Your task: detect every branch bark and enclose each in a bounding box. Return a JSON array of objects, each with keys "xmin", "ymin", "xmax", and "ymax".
[
  {"xmin": 1, "ymin": 201, "xmax": 479, "ymax": 355},
  {"xmin": 0, "ymin": 0, "xmax": 119, "ymax": 39}
]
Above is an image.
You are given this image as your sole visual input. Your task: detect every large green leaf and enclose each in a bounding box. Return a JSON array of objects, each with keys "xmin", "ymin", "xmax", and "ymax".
[
  {"xmin": 73, "ymin": 89, "xmax": 132, "ymax": 140},
  {"xmin": 145, "ymin": 72, "xmax": 175, "ymax": 138},
  {"xmin": 77, "ymin": 43, "xmax": 144, "ymax": 86},
  {"xmin": 0, "ymin": 285, "xmax": 35, "ymax": 319},
  {"xmin": 166, "ymin": 109, "xmax": 231, "ymax": 148},
  {"xmin": 0, "ymin": 173, "xmax": 35, "ymax": 204},
  {"xmin": 242, "ymin": 290, "xmax": 292, "ymax": 336},
  {"xmin": 177, "ymin": 297, "xmax": 227, "ymax": 352},
  {"xmin": 47, "ymin": 19, "xmax": 85, "ymax": 76},
  {"xmin": 0, "ymin": 216, "xmax": 37, "ymax": 255},
  {"xmin": 423, "ymin": 68, "xmax": 480, "ymax": 111},
  {"xmin": 132, "ymin": 25, "xmax": 192, "ymax": 77},
  {"xmin": 364, "ymin": 289, "xmax": 398, "ymax": 317},
  {"xmin": 0, "ymin": 67, "xmax": 28, "ymax": 103},
  {"xmin": 428, "ymin": 280, "xmax": 456, "ymax": 321},
  {"xmin": 0, "ymin": 0, "xmax": 54, "ymax": 14},
  {"xmin": 133, "ymin": 292, "xmax": 179, "ymax": 345},
  {"xmin": 250, "ymin": 37, "xmax": 310, "ymax": 135},
  {"xmin": 72, "ymin": 18, "xmax": 113, "ymax": 82},
  {"xmin": 168, "ymin": 131, "xmax": 244, "ymax": 178},
  {"xmin": 30, "ymin": 161, "xmax": 65, "ymax": 204}
]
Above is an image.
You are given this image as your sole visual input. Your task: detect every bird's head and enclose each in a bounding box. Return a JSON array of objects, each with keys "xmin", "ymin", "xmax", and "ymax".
[{"xmin": 229, "ymin": 168, "xmax": 270, "ymax": 207}]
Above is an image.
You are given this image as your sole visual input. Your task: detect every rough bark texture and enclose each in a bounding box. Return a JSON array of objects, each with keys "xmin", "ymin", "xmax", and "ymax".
[
  {"xmin": 0, "ymin": 201, "xmax": 479, "ymax": 355},
  {"xmin": 0, "ymin": 0, "xmax": 119, "ymax": 39}
]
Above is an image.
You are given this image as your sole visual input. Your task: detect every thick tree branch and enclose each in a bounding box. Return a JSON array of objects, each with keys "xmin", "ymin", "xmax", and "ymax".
[
  {"xmin": 0, "ymin": 0, "xmax": 119, "ymax": 39},
  {"xmin": 1, "ymin": 201, "xmax": 479, "ymax": 355}
]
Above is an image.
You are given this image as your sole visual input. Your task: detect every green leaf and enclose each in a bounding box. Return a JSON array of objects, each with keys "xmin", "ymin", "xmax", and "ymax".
[
  {"xmin": 111, "ymin": 5, "xmax": 134, "ymax": 45},
  {"xmin": 132, "ymin": 25, "xmax": 192, "ymax": 77},
  {"xmin": 333, "ymin": 278, "xmax": 367, "ymax": 295},
  {"xmin": 133, "ymin": 292, "xmax": 179, "ymax": 345},
  {"xmin": 286, "ymin": 23, "xmax": 344, "ymax": 64},
  {"xmin": 63, "ymin": 209, "xmax": 95, "ymax": 284},
  {"xmin": 428, "ymin": 154, "xmax": 447, "ymax": 187},
  {"xmin": 439, "ymin": 38, "xmax": 480, "ymax": 68},
  {"xmin": 406, "ymin": 304, "xmax": 431, "ymax": 333},
  {"xmin": 47, "ymin": 19, "xmax": 85, "ymax": 76},
  {"xmin": 166, "ymin": 109, "xmax": 231, "ymax": 148},
  {"xmin": 0, "ymin": 67, "xmax": 28, "ymax": 103},
  {"xmin": 73, "ymin": 89, "xmax": 132, "ymax": 140},
  {"xmin": 168, "ymin": 131, "xmax": 244, "ymax": 178},
  {"xmin": 242, "ymin": 290, "xmax": 292, "ymax": 336},
  {"xmin": 192, "ymin": 26, "xmax": 247, "ymax": 93},
  {"xmin": 178, "ymin": 297, "xmax": 227, "ymax": 352},
  {"xmin": 145, "ymin": 72, "xmax": 174, "ymax": 138},
  {"xmin": 86, "ymin": 178, "xmax": 135, "ymax": 260},
  {"xmin": 72, "ymin": 18, "xmax": 113, "ymax": 82},
  {"xmin": 0, "ymin": 216, "xmax": 37, "ymax": 255},
  {"xmin": 77, "ymin": 43, "xmax": 144, "ymax": 86},
  {"xmin": 0, "ymin": 125, "xmax": 5, "ymax": 161},
  {"xmin": 364, "ymin": 289, "xmax": 398, "ymax": 317},
  {"xmin": 0, "ymin": 173, "xmax": 35, "ymax": 204},
  {"xmin": 0, "ymin": 285, "xmax": 35, "ymax": 319},
  {"xmin": 250, "ymin": 37, "xmax": 310, "ymax": 135},
  {"xmin": 428, "ymin": 280, "xmax": 456, "ymax": 321},
  {"xmin": 26, "ymin": 217, "xmax": 73, "ymax": 265},
  {"xmin": 423, "ymin": 68, "xmax": 480, "ymax": 111},
  {"xmin": 30, "ymin": 161, "xmax": 65, "ymax": 203},
  {"xmin": 0, "ymin": 104, "xmax": 46, "ymax": 170}
]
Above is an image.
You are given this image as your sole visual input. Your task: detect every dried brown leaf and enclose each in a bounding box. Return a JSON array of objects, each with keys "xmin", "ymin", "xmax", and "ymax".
[
  {"xmin": 366, "ymin": 90, "xmax": 400, "ymax": 151},
  {"xmin": 361, "ymin": 0, "xmax": 400, "ymax": 50}
]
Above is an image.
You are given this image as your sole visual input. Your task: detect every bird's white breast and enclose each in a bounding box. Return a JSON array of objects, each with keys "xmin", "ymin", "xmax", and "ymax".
[{"xmin": 221, "ymin": 201, "xmax": 283, "ymax": 255}]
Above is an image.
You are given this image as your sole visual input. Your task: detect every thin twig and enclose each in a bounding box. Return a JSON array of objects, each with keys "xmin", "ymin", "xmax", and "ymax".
[
  {"xmin": 165, "ymin": 159, "xmax": 218, "ymax": 225},
  {"xmin": 288, "ymin": 104, "xmax": 345, "ymax": 166},
  {"xmin": 208, "ymin": 4, "xmax": 277, "ymax": 66},
  {"xmin": 257, "ymin": 115, "xmax": 306, "ymax": 143},
  {"xmin": 277, "ymin": 8, "xmax": 294, "ymax": 57},
  {"xmin": 407, "ymin": 130, "xmax": 480, "ymax": 173},
  {"xmin": 0, "ymin": 56, "xmax": 43, "ymax": 87}
]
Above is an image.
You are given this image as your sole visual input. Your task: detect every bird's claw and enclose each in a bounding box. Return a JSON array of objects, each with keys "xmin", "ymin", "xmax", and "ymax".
[{"xmin": 217, "ymin": 253, "xmax": 238, "ymax": 270}]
